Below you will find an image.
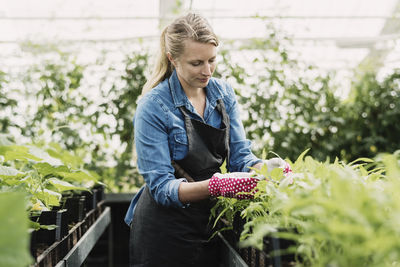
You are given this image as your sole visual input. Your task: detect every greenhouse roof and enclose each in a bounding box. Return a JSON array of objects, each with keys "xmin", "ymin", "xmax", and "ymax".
[{"xmin": 1, "ymin": 0, "xmax": 400, "ymax": 73}]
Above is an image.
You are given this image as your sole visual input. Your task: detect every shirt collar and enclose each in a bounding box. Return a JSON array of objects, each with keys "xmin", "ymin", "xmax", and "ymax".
[
  {"xmin": 169, "ymin": 70, "xmax": 188, "ymax": 108},
  {"xmin": 168, "ymin": 70, "xmax": 223, "ymax": 110}
]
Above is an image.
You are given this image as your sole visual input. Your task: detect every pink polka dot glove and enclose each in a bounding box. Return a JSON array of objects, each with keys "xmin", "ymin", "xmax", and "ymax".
[
  {"xmin": 283, "ymin": 162, "xmax": 293, "ymax": 176},
  {"xmin": 208, "ymin": 172, "xmax": 260, "ymax": 200}
]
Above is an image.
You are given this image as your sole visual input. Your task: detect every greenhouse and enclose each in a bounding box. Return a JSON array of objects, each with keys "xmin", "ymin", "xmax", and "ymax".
[{"xmin": 1, "ymin": 0, "xmax": 400, "ymax": 266}]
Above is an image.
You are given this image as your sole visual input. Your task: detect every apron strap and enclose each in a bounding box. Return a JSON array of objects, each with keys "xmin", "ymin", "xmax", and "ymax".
[
  {"xmin": 172, "ymin": 106, "xmax": 195, "ymax": 182},
  {"xmin": 215, "ymin": 99, "xmax": 230, "ymax": 171}
]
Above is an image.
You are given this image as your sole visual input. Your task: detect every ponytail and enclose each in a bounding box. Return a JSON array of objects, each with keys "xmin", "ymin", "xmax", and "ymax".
[
  {"xmin": 141, "ymin": 13, "xmax": 218, "ymax": 96},
  {"xmin": 141, "ymin": 27, "xmax": 173, "ymax": 95}
]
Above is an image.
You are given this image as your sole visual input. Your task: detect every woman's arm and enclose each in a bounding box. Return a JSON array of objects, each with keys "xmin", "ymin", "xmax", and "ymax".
[
  {"xmin": 178, "ymin": 180, "xmax": 210, "ymax": 203},
  {"xmin": 135, "ymin": 95, "xmax": 188, "ymax": 208}
]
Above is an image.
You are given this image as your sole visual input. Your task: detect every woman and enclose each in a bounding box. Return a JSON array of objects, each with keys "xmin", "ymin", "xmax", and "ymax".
[{"xmin": 125, "ymin": 13, "xmax": 289, "ymax": 267}]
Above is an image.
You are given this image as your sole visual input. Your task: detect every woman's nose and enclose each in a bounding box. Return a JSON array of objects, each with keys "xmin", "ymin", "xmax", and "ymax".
[{"xmin": 202, "ymin": 63, "xmax": 212, "ymax": 76}]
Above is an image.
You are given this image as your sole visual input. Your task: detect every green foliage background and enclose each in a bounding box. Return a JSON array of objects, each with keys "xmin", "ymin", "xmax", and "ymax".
[
  {"xmin": 0, "ymin": 192, "xmax": 33, "ymax": 267},
  {"xmin": 1, "ymin": 22, "xmax": 399, "ymax": 192}
]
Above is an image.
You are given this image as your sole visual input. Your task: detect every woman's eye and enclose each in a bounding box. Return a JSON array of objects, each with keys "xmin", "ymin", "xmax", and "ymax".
[{"xmin": 191, "ymin": 62, "xmax": 201, "ymax": 66}]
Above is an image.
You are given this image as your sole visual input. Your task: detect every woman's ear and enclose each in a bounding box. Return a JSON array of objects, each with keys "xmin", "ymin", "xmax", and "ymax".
[{"xmin": 167, "ymin": 52, "xmax": 176, "ymax": 67}]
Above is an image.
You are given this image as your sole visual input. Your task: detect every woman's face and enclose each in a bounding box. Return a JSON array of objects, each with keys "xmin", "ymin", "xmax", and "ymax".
[{"xmin": 169, "ymin": 40, "xmax": 217, "ymax": 92}]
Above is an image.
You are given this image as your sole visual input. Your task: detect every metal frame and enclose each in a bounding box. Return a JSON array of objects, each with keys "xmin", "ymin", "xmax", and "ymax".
[
  {"xmin": 219, "ymin": 232, "xmax": 249, "ymax": 267},
  {"xmin": 105, "ymin": 193, "xmax": 135, "ymax": 203},
  {"xmin": 54, "ymin": 207, "xmax": 111, "ymax": 267}
]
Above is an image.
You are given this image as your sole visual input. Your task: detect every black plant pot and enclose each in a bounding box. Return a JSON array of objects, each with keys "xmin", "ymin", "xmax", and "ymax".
[
  {"xmin": 232, "ymin": 213, "xmax": 246, "ymax": 237},
  {"xmin": 29, "ymin": 228, "xmax": 37, "ymax": 257},
  {"xmin": 30, "ymin": 209, "xmax": 68, "ymax": 247},
  {"xmin": 79, "ymin": 185, "xmax": 105, "ymax": 213},
  {"xmin": 81, "ymin": 190, "xmax": 96, "ymax": 212},
  {"xmin": 57, "ymin": 209, "xmax": 68, "ymax": 239},
  {"xmin": 64, "ymin": 196, "xmax": 86, "ymax": 224},
  {"xmin": 263, "ymin": 230, "xmax": 296, "ymax": 267},
  {"xmin": 93, "ymin": 184, "xmax": 105, "ymax": 202},
  {"xmin": 225, "ymin": 214, "xmax": 298, "ymax": 267}
]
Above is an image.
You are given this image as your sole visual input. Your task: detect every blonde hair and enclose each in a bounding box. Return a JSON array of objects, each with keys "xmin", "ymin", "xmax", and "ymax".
[{"xmin": 141, "ymin": 13, "xmax": 219, "ymax": 95}]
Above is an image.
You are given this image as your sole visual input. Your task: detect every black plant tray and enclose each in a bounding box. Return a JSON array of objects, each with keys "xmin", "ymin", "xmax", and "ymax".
[
  {"xmin": 219, "ymin": 217, "xmax": 296, "ymax": 267},
  {"xmin": 31, "ymin": 201, "xmax": 110, "ymax": 267}
]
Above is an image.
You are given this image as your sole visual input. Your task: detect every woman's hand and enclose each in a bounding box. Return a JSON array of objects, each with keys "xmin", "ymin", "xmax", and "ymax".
[
  {"xmin": 264, "ymin": 158, "xmax": 292, "ymax": 175},
  {"xmin": 253, "ymin": 157, "xmax": 292, "ymax": 176},
  {"xmin": 208, "ymin": 172, "xmax": 260, "ymax": 199}
]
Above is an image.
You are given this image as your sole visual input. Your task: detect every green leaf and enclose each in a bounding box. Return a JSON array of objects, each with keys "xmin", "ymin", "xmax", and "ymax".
[
  {"xmin": 33, "ymin": 162, "xmax": 69, "ymax": 177},
  {"xmin": 349, "ymin": 157, "xmax": 374, "ymax": 166},
  {"xmin": 212, "ymin": 206, "xmax": 231, "ymax": 229},
  {"xmin": 271, "ymin": 167, "xmax": 283, "ymax": 180},
  {"xmin": 279, "ymin": 175, "xmax": 293, "ymax": 188},
  {"xmin": 38, "ymin": 224, "xmax": 58, "ymax": 230},
  {"xmin": 293, "ymin": 148, "xmax": 310, "ymax": 170},
  {"xmin": 0, "ymin": 166, "xmax": 26, "ymax": 180},
  {"xmin": 295, "ymin": 148, "xmax": 310, "ymax": 164},
  {"xmin": 2, "ymin": 145, "xmax": 42, "ymax": 162},
  {"xmin": 28, "ymin": 146, "xmax": 63, "ymax": 166},
  {"xmin": 239, "ymin": 223, "xmax": 277, "ymax": 250},
  {"xmin": 258, "ymin": 162, "xmax": 269, "ymax": 177},
  {"xmin": 46, "ymin": 143, "xmax": 82, "ymax": 168},
  {"xmin": 35, "ymin": 189, "xmax": 61, "ymax": 207},
  {"xmin": 220, "ymin": 160, "xmax": 227, "ymax": 174},
  {"xmin": 0, "ymin": 192, "xmax": 33, "ymax": 267},
  {"xmin": 47, "ymin": 177, "xmax": 88, "ymax": 192},
  {"xmin": 382, "ymin": 154, "xmax": 400, "ymax": 181},
  {"xmin": 29, "ymin": 220, "xmax": 41, "ymax": 231},
  {"xmin": 29, "ymin": 221, "xmax": 57, "ymax": 231},
  {"xmin": 358, "ymin": 165, "xmax": 368, "ymax": 177},
  {"xmin": 56, "ymin": 170, "xmax": 98, "ymax": 183},
  {"xmin": 208, "ymin": 226, "xmax": 233, "ymax": 241},
  {"xmin": 261, "ymin": 149, "xmax": 267, "ymax": 160}
]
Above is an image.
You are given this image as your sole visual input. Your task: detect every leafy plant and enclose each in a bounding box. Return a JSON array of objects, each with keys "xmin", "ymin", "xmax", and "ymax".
[
  {"xmin": 3, "ymin": 46, "xmax": 146, "ymax": 192},
  {"xmin": 0, "ymin": 134, "xmax": 98, "ymax": 211},
  {"xmin": 212, "ymin": 150, "xmax": 400, "ymax": 266}
]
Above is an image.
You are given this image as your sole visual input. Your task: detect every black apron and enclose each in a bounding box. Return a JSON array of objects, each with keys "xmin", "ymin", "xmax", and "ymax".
[{"xmin": 130, "ymin": 89, "xmax": 230, "ymax": 267}]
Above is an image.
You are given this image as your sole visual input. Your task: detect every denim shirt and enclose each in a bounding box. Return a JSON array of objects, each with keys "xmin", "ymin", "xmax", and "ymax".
[{"xmin": 124, "ymin": 70, "xmax": 262, "ymax": 226}]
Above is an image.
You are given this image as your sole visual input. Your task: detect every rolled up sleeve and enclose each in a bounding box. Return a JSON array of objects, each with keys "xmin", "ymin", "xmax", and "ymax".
[{"xmin": 134, "ymin": 95, "xmax": 187, "ymax": 208}]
